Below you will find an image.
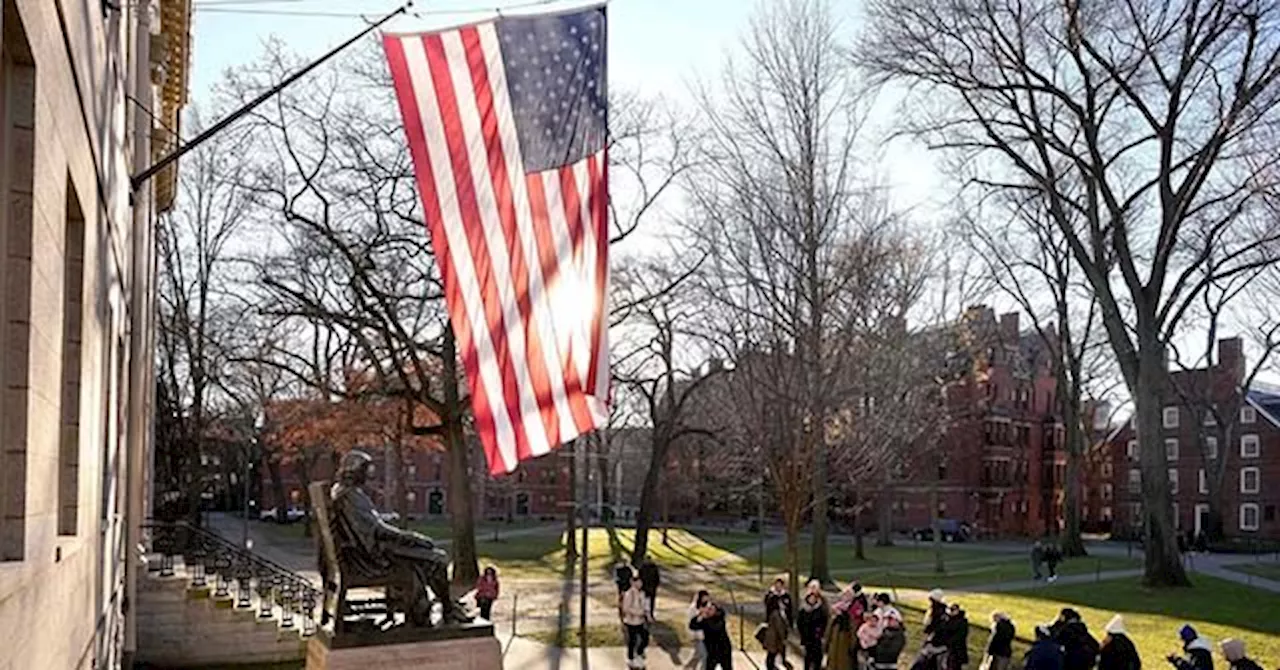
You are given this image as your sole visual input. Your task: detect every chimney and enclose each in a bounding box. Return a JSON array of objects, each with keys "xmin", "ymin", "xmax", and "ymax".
[
  {"xmin": 1000, "ymin": 312, "xmax": 1020, "ymax": 342},
  {"xmin": 1219, "ymin": 337, "xmax": 1244, "ymax": 384}
]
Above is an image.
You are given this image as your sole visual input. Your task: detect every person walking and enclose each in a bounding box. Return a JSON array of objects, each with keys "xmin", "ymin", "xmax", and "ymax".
[
  {"xmin": 913, "ymin": 589, "xmax": 950, "ymax": 670},
  {"xmin": 763, "ymin": 578, "xmax": 794, "ymax": 670},
  {"xmin": 797, "ymin": 580, "xmax": 829, "ymax": 670},
  {"xmin": 1032, "ymin": 541, "xmax": 1045, "ymax": 580},
  {"xmin": 689, "ymin": 590, "xmax": 712, "ymax": 667},
  {"xmin": 691, "ymin": 597, "xmax": 735, "ymax": 670},
  {"xmin": 1219, "ymin": 639, "xmax": 1263, "ymax": 670},
  {"xmin": 1098, "ymin": 615, "xmax": 1141, "ymax": 670},
  {"xmin": 982, "ymin": 612, "xmax": 1016, "ymax": 670},
  {"xmin": 639, "ymin": 559, "xmax": 662, "ymax": 617},
  {"xmin": 1044, "ymin": 544, "xmax": 1062, "ymax": 582},
  {"xmin": 1024, "ymin": 625, "xmax": 1066, "ymax": 670},
  {"xmin": 622, "ymin": 575, "xmax": 653, "ymax": 668},
  {"xmin": 825, "ymin": 586, "xmax": 861, "ymax": 670},
  {"xmin": 937, "ymin": 603, "xmax": 970, "ymax": 670},
  {"xmin": 1053, "ymin": 608, "xmax": 1100, "ymax": 670},
  {"xmin": 473, "ymin": 565, "xmax": 500, "ymax": 621},
  {"xmin": 1167, "ymin": 625, "xmax": 1214, "ymax": 670}
]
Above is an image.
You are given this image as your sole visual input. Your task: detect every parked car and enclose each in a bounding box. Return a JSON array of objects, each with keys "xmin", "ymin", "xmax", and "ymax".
[
  {"xmin": 912, "ymin": 519, "xmax": 973, "ymax": 542},
  {"xmin": 259, "ymin": 506, "xmax": 306, "ymax": 523}
]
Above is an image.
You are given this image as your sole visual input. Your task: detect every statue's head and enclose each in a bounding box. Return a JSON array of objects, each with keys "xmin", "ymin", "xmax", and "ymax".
[{"xmin": 337, "ymin": 449, "xmax": 374, "ymax": 486}]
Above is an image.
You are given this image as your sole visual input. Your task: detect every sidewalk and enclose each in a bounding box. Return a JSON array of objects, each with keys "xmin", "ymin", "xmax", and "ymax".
[{"xmin": 501, "ymin": 634, "xmax": 763, "ymax": 670}]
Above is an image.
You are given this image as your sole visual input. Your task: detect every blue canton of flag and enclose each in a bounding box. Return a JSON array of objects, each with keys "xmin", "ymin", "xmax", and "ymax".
[{"xmin": 497, "ymin": 8, "xmax": 607, "ymax": 173}]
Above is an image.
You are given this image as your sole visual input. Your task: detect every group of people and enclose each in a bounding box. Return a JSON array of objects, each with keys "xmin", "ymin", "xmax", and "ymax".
[
  {"xmin": 753, "ymin": 578, "xmax": 908, "ymax": 670},
  {"xmin": 1031, "ymin": 541, "xmax": 1064, "ymax": 582}
]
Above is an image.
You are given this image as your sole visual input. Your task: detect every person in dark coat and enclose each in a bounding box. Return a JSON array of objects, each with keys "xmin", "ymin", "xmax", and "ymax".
[
  {"xmin": 763, "ymin": 578, "xmax": 794, "ymax": 670},
  {"xmin": 982, "ymin": 612, "xmax": 1016, "ymax": 670},
  {"xmin": 1053, "ymin": 608, "xmax": 1100, "ymax": 670},
  {"xmin": 1025, "ymin": 625, "xmax": 1066, "ymax": 670},
  {"xmin": 615, "ymin": 562, "xmax": 635, "ymax": 601},
  {"xmin": 1098, "ymin": 615, "xmax": 1141, "ymax": 670},
  {"xmin": 873, "ymin": 615, "xmax": 907, "ymax": 670},
  {"xmin": 1044, "ymin": 545, "xmax": 1062, "ymax": 582},
  {"xmin": 638, "ymin": 560, "xmax": 661, "ymax": 617},
  {"xmin": 691, "ymin": 599, "xmax": 735, "ymax": 670},
  {"xmin": 1167, "ymin": 625, "xmax": 1214, "ymax": 670},
  {"xmin": 937, "ymin": 603, "xmax": 970, "ymax": 670},
  {"xmin": 796, "ymin": 580, "xmax": 829, "ymax": 670},
  {"xmin": 1032, "ymin": 541, "xmax": 1045, "ymax": 580},
  {"xmin": 1219, "ymin": 639, "xmax": 1263, "ymax": 670}
]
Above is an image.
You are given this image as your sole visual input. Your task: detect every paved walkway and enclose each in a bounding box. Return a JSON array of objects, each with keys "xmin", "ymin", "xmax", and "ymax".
[{"xmin": 501, "ymin": 634, "xmax": 764, "ymax": 670}]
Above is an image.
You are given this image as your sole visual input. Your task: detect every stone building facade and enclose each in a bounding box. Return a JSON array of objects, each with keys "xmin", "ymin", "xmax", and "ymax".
[{"xmin": 0, "ymin": 0, "xmax": 186, "ymax": 668}]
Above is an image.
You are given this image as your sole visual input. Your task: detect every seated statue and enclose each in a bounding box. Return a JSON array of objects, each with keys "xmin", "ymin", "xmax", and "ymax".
[{"xmin": 329, "ymin": 449, "xmax": 470, "ymax": 626}]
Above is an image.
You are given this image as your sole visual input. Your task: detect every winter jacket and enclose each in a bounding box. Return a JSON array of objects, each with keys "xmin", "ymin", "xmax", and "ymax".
[
  {"xmin": 474, "ymin": 574, "xmax": 499, "ymax": 601},
  {"xmin": 1098, "ymin": 634, "xmax": 1142, "ymax": 670},
  {"xmin": 940, "ymin": 612, "xmax": 970, "ymax": 668},
  {"xmin": 1169, "ymin": 638, "xmax": 1215, "ymax": 670},
  {"xmin": 621, "ymin": 588, "xmax": 649, "ymax": 626},
  {"xmin": 872, "ymin": 624, "xmax": 907, "ymax": 668},
  {"xmin": 797, "ymin": 596, "xmax": 829, "ymax": 649},
  {"xmin": 1227, "ymin": 659, "xmax": 1263, "ymax": 670},
  {"xmin": 825, "ymin": 609, "xmax": 857, "ymax": 670},
  {"xmin": 688, "ymin": 603, "xmax": 705, "ymax": 641},
  {"xmin": 638, "ymin": 561, "xmax": 660, "ymax": 594},
  {"xmin": 988, "ymin": 619, "xmax": 1016, "ymax": 658},
  {"xmin": 690, "ymin": 606, "xmax": 733, "ymax": 658},
  {"xmin": 763, "ymin": 591, "xmax": 792, "ymax": 654},
  {"xmin": 858, "ymin": 621, "xmax": 883, "ymax": 651},
  {"xmin": 923, "ymin": 602, "xmax": 948, "ymax": 641},
  {"xmin": 1054, "ymin": 620, "xmax": 1100, "ymax": 670},
  {"xmin": 1025, "ymin": 640, "xmax": 1066, "ymax": 670}
]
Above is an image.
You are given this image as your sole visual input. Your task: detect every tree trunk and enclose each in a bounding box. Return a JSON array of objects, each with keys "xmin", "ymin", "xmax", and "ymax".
[
  {"xmin": 931, "ymin": 480, "xmax": 944, "ymax": 574},
  {"xmin": 443, "ymin": 327, "xmax": 479, "ymax": 586},
  {"xmin": 265, "ymin": 452, "xmax": 287, "ymax": 520},
  {"xmin": 1060, "ymin": 415, "xmax": 1087, "ymax": 557},
  {"xmin": 785, "ymin": 524, "xmax": 801, "ymax": 604},
  {"xmin": 1135, "ymin": 341, "xmax": 1191, "ymax": 587},
  {"xmin": 853, "ymin": 497, "xmax": 866, "ymax": 560},
  {"xmin": 661, "ymin": 481, "xmax": 670, "ymax": 547},
  {"xmin": 810, "ymin": 443, "xmax": 832, "ymax": 587},
  {"xmin": 598, "ymin": 433, "xmax": 614, "ymax": 532},
  {"xmin": 631, "ymin": 431, "xmax": 669, "ymax": 566},
  {"xmin": 877, "ymin": 488, "xmax": 894, "ymax": 547}
]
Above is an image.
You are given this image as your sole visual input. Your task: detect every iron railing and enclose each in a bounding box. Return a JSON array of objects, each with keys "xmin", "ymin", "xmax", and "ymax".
[{"xmin": 144, "ymin": 519, "xmax": 322, "ymax": 636}]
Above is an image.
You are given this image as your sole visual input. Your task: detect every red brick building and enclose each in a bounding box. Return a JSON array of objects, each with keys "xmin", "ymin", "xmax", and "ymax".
[
  {"xmin": 1092, "ymin": 338, "xmax": 1280, "ymax": 541},
  {"xmin": 884, "ymin": 307, "xmax": 1069, "ymax": 538}
]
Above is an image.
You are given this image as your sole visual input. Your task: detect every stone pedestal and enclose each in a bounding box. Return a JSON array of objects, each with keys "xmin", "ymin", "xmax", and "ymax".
[{"xmin": 306, "ymin": 622, "xmax": 501, "ymax": 670}]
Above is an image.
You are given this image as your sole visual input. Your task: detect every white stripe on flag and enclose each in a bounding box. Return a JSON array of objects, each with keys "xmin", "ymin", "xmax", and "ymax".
[{"xmin": 399, "ymin": 36, "xmax": 520, "ymax": 472}]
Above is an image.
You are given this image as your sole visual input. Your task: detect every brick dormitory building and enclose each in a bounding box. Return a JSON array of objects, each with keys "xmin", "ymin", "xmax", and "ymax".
[{"xmin": 1089, "ymin": 337, "xmax": 1280, "ymax": 541}]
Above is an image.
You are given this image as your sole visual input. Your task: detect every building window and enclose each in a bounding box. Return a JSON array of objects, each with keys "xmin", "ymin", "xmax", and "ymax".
[
  {"xmin": 1240, "ymin": 503, "xmax": 1260, "ymax": 531},
  {"xmin": 1165, "ymin": 439, "xmax": 1179, "ymax": 461},
  {"xmin": 1163, "ymin": 407, "xmax": 1179, "ymax": 428},
  {"xmin": 1126, "ymin": 440, "xmax": 1138, "ymax": 461},
  {"xmin": 1240, "ymin": 467, "xmax": 1260, "ymax": 494},
  {"xmin": 1101, "ymin": 462, "xmax": 1113, "ymax": 478},
  {"xmin": 1128, "ymin": 469, "xmax": 1141, "ymax": 493},
  {"xmin": 1102, "ymin": 484, "xmax": 1113, "ymax": 501},
  {"xmin": 1205, "ymin": 436, "xmax": 1218, "ymax": 461},
  {"xmin": 1203, "ymin": 409, "xmax": 1216, "ymax": 426},
  {"xmin": 1241, "ymin": 406, "xmax": 1256, "ymax": 424},
  {"xmin": 1168, "ymin": 469, "xmax": 1179, "ymax": 495},
  {"xmin": 1129, "ymin": 502, "xmax": 1142, "ymax": 526},
  {"xmin": 0, "ymin": 12, "xmax": 36, "ymax": 561},
  {"xmin": 1241, "ymin": 434, "xmax": 1260, "ymax": 459},
  {"xmin": 1102, "ymin": 506, "xmax": 1112, "ymax": 521},
  {"xmin": 1198, "ymin": 469, "xmax": 1208, "ymax": 495},
  {"xmin": 56, "ymin": 180, "xmax": 86, "ymax": 536}
]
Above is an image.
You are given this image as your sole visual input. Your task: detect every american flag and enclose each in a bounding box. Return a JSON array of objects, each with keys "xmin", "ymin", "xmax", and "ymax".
[{"xmin": 383, "ymin": 5, "xmax": 610, "ymax": 474}]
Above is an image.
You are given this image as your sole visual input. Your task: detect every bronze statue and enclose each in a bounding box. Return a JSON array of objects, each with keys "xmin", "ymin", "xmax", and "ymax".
[{"xmin": 329, "ymin": 450, "xmax": 469, "ymax": 626}]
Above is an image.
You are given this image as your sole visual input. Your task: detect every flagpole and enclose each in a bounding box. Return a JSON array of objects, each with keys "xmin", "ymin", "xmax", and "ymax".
[
  {"xmin": 579, "ymin": 432, "xmax": 591, "ymax": 666},
  {"xmin": 130, "ymin": 1, "xmax": 413, "ymax": 191}
]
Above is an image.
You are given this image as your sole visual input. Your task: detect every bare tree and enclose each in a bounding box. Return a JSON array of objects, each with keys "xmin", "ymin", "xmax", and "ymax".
[{"xmin": 861, "ymin": 0, "xmax": 1280, "ymax": 586}]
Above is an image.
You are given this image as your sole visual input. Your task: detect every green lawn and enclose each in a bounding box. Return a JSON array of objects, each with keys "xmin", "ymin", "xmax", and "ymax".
[
  {"xmin": 899, "ymin": 575, "xmax": 1280, "ymax": 665},
  {"xmin": 1224, "ymin": 561, "xmax": 1280, "ymax": 582},
  {"xmin": 476, "ymin": 527, "xmax": 760, "ymax": 579},
  {"xmin": 857, "ymin": 554, "xmax": 1139, "ymax": 591},
  {"xmin": 720, "ymin": 540, "xmax": 1006, "ymax": 576}
]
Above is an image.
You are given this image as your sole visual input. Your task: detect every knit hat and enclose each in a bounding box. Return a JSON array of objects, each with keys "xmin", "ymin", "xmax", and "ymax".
[
  {"xmin": 928, "ymin": 588, "xmax": 945, "ymax": 602},
  {"xmin": 1060, "ymin": 608, "xmax": 1081, "ymax": 622},
  {"xmin": 1179, "ymin": 624, "xmax": 1198, "ymax": 643},
  {"xmin": 1105, "ymin": 615, "xmax": 1126, "ymax": 635},
  {"xmin": 1220, "ymin": 639, "xmax": 1246, "ymax": 663},
  {"xmin": 991, "ymin": 611, "xmax": 1009, "ymax": 623}
]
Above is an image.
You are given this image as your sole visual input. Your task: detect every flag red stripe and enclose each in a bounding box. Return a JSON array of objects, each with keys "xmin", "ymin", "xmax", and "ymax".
[
  {"xmin": 422, "ymin": 33, "xmax": 534, "ymax": 464},
  {"xmin": 460, "ymin": 27, "xmax": 563, "ymax": 453},
  {"xmin": 383, "ymin": 35, "xmax": 503, "ymax": 461},
  {"xmin": 555, "ymin": 165, "xmax": 597, "ymax": 434},
  {"xmin": 585, "ymin": 152, "xmax": 608, "ymax": 396},
  {"xmin": 525, "ymin": 173, "xmax": 596, "ymax": 434}
]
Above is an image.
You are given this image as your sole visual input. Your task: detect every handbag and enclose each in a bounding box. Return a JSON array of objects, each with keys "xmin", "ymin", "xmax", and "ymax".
[{"xmin": 755, "ymin": 623, "xmax": 769, "ymax": 644}]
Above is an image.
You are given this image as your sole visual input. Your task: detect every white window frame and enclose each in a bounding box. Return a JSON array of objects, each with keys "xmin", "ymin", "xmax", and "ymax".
[
  {"xmin": 1240, "ymin": 503, "xmax": 1260, "ymax": 531},
  {"xmin": 1102, "ymin": 462, "xmax": 1113, "ymax": 478},
  {"xmin": 1163, "ymin": 406, "xmax": 1180, "ymax": 428},
  {"xmin": 1241, "ymin": 405, "xmax": 1257, "ymax": 424},
  {"xmin": 1240, "ymin": 467, "xmax": 1260, "ymax": 494},
  {"xmin": 1198, "ymin": 469, "xmax": 1208, "ymax": 495},
  {"xmin": 1126, "ymin": 440, "xmax": 1138, "ymax": 461},
  {"xmin": 1128, "ymin": 468, "xmax": 1142, "ymax": 492},
  {"xmin": 1101, "ymin": 506, "xmax": 1112, "ymax": 521},
  {"xmin": 1168, "ymin": 468, "xmax": 1179, "ymax": 494},
  {"xmin": 1102, "ymin": 483, "xmax": 1113, "ymax": 501},
  {"xmin": 1205, "ymin": 436, "xmax": 1219, "ymax": 461},
  {"xmin": 1165, "ymin": 438, "xmax": 1179, "ymax": 462},
  {"xmin": 1241, "ymin": 434, "xmax": 1260, "ymax": 459},
  {"xmin": 1203, "ymin": 409, "xmax": 1217, "ymax": 426}
]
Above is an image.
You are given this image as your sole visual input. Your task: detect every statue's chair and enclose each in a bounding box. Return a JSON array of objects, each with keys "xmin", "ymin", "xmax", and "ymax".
[{"xmin": 310, "ymin": 481, "xmax": 416, "ymax": 632}]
